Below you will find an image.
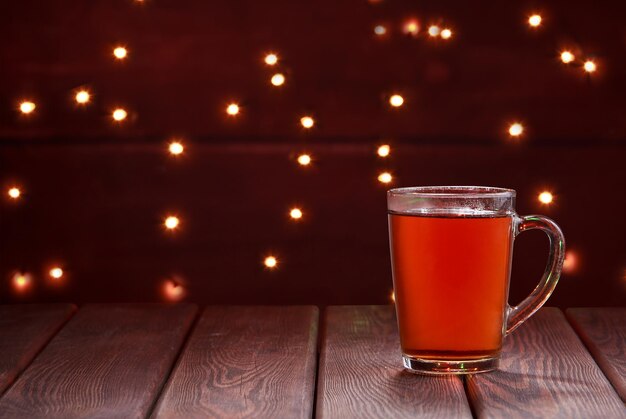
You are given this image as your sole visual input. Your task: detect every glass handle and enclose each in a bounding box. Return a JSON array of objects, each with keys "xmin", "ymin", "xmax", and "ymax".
[{"xmin": 506, "ymin": 215, "xmax": 566, "ymax": 335}]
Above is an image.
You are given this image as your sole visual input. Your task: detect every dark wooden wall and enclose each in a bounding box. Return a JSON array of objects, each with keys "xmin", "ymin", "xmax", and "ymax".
[{"xmin": 1, "ymin": 0, "xmax": 625, "ymax": 305}]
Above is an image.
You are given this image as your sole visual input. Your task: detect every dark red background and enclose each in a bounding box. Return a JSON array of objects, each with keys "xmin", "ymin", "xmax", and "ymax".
[{"xmin": 1, "ymin": 0, "xmax": 625, "ymax": 306}]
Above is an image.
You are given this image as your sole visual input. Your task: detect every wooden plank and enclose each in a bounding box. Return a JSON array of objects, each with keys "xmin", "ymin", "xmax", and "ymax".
[
  {"xmin": 467, "ymin": 308, "xmax": 626, "ymax": 419},
  {"xmin": 0, "ymin": 304, "xmax": 76, "ymax": 395},
  {"xmin": 566, "ymin": 308, "xmax": 626, "ymax": 402},
  {"xmin": 316, "ymin": 305, "xmax": 472, "ymax": 419},
  {"xmin": 0, "ymin": 303, "xmax": 197, "ymax": 419},
  {"xmin": 152, "ymin": 306, "xmax": 318, "ymax": 419}
]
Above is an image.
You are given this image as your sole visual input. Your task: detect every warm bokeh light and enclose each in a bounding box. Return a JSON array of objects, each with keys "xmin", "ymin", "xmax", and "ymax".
[
  {"xmin": 113, "ymin": 46, "xmax": 128, "ymax": 59},
  {"xmin": 560, "ymin": 51, "xmax": 575, "ymax": 64},
  {"xmin": 12, "ymin": 272, "xmax": 32, "ymax": 291},
  {"xmin": 112, "ymin": 108, "xmax": 127, "ymax": 121},
  {"xmin": 428, "ymin": 25, "xmax": 440, "ymax": 37},
  {"xmin": 49, "ymin": 267, "xmax": 64, "ymax": 279},
  {"xmin": 164, "ymin": 216, "xmax": 180, "ymax": 230},
  {"xmin": 226, "ymin": 103, "xmax": 240, "ymax": 116},
  {"xmin": 440, "ymin": 28, "xmax": 453, "ymax": 39},
  {"xmin": 289, "ymin": 208, "xmax": 303, "ymax": 220},
  {"xmin": 389, "ymin": 94, "xmax": 404, "ymax": 107},
  {"xmin": 264, "ymin": 53, "xmax": 278, "ymax": 65},
  {"xmin": 377, "ymin": 144, "xmax": 391, "ymax": 157},
  {"xmin": 271, "ymin": 73, "xmax": 285, "ymax": 86},
  {"xmin": 7, "ymin": 187, "xmax": 21, "ymax": 199},
  {"xmin": 403, "ymin": 19, "xmax": 419, "ymax": 36},
  {"xmin": 75, "ymin": 90, "xmax": 90, "ymax": 104},
  {"xmin": 378, "ymin": 172, "xmax": 393, "ymax": 183},
  {"xmin": 163, "ymin": 279, "xmax": 186, "ymax": 301},
  {"xmin": 374, "ymin": 25, "xmax": 386, "ymax": 36},
  {"xmin": 528, "ymin": 14, "xmax": 542, "ymax": 27},
  {"xmin": 264, "ymin": 255, "xmax": 278, "ymax": 268},
  {"xmin": 563, "ymin": 251, "xmax": 578, "ymax": 273},
  {"xmin": 297, "ymin": 154, "xmax": 312, "ymax": 166},
  {"xmin": 583, "ymin": 60, "xmax": 597, "ymax": 73},
  {"xmin": 300, "ymin": 116, "xmax": 314, "ymax": 128},
  {"xmin": 168, "ymin": 141, "xmax": 184, "ymax": 155},
  {"xmin": 19, "ymin": 101, "xmax": 36, "ymax": 114},
  {"xmin": 508, "ymin": 122, "xmax": 524, "ymax": 137},
  {"xmin": 390, "ymin": 290, "xmax": 395, "ymax": 303},
  {"xmin": 538, "ymin": 191, "xmax": 554, "ymax": 204}
]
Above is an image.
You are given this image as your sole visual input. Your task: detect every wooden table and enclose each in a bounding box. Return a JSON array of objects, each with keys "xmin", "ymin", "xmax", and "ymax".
[{"xmin": 0, "ymin": 305, "xmax": 623, "ymax": 418}]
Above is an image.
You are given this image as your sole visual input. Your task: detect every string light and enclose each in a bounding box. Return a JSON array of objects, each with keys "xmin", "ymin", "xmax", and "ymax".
[
  {"xmin": 378, "ymin": 172, "xmax": 393, "ymax": 183},
  {"xmin": 403, "ymin": 19, "xmax": 419, "ymax": 36},
  {"xmin": 538, "ymin": 191, "xmax": 554, "ymax": 204},
  {"xmin": 75, "ymin": 90, "xmax": 90, "ymax": 104},
  {"xmin": 428, "ymin": 25, "xmax": 441, "ymax": 37},
  {"xmin": 300, "ymin": 116, "xmax": 314, "ymax": 128},
  {"xmin": 377, "ymin": 144, "xmax": 391, "ymax": 157},
  {"xmin": 226, "ymin": 103, "xmax": 240, "ymax": 116},
  {"xmin": 289, "ymin": 208, "xmax": 303, "ymax": 220},
  {"xmin": 583, "ymin": 60, "xmax": 597, "ymax": 73},
  {"xmin": 374, "ymin": 25, "xmax": 386, "ymax": 36},
  {"xmin": 297, "ymin": 154, "xmax": 312, "ymax": 166},
  {"xmin": 113, "ymin": 46, "xmax": 128, "ymax": 59},
  {"xmin": 389, "ymin": 94, "xmax": 404, "ymax": 107},
  {"xmin": 112, "ymin": 108, "xmax": 127, "ymax": 121},
  {"xmin": 271, "ymin": 73, "xmax": 285, "ymax": 86},
  {"xmin": 560, "ymin": 51, "xmax": 575, "ymax": 64},
  {"xmin": 164, "ymin": 215, "xmax": 180, "ymax": 230},
  {"xmin": 7, "ymin": 187, "xmax": 21, "ymax": 199},
  {"xmin": 168, "ymin": 141, "xmax": 184, "ymax": 155},
  {"xmin": 563, "ymin": 251, "xmax": 578, "ymax": 273},
  {"xmin": 440, "ymin": 28, "xmax": 453, "ymax": 39},
  {"xmin": 528, "ymin": 14, "xmax": 542, "ymax": 27},
  {"xmin": 264, "ymin": 53, "xmax": 278, "ymax": 66},
  {"xmin": 49, "ymin": 267, "xmax": 64, "ymax": 279},
  {"xmin": 19, "ymin": 101, "xmax": 36, "ymax": 114},
  {"xmin": 264, "ymin": 255, "xmax": 278, "ymax": 268},
  {"xmin": 508, "ymin": 122, "xmax": 524, "ymax": 137},
  {"xmin": 12, "ymin": 272, "xmax": 32, "ymax": 291},
  {"xmin": 163, "ymin": 279, "xmax": 185, "ymax": 301}
]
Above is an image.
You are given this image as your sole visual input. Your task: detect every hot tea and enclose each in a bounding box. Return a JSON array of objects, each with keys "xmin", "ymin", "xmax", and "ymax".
[
  {"xmin": 389, "ymin": 213, "xmax": 513, "ymax": 361},
  {"xmin": 387, "ymin": 186, "xmax": 564, "ymax": 374}
]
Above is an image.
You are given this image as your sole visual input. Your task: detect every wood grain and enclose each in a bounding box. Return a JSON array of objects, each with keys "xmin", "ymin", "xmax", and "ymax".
[
  {"xmin": 566, "ymin": 308, "xmax": 626, "ymax": 402},
  {"xmin": 316, "ymin": 305, "xmax": 472, "ymax": 419},
  {"xmin": 0, "ymin": 304, "xmax": 76, "ymax": 395},
  {"xmin": 467, "ymin": 307, "xmax": 626, "ymax": 419},
  {"xmin": 152, "ymin": 306, "xmax": 318, "ymax": 419},
  {"xmin": 0, "ymin": 303, "xmax": 197, "ymax": 419}
]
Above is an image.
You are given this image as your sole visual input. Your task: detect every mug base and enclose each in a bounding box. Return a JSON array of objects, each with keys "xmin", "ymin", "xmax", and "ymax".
[{"xmin": 402, "ymin": 354, "xmax": 498, "ymax": 375}]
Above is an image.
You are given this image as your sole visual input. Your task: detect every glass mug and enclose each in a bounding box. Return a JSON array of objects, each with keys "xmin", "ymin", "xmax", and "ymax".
[{"xmin": 388, "ymin": 186, "xmax": 565, "ymax": 374}]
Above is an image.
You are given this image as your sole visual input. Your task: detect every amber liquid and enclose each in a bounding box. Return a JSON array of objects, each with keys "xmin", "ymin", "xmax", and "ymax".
[{"xmin": 389, "ymin": 213, "xmax": 513, "ymax": 360}]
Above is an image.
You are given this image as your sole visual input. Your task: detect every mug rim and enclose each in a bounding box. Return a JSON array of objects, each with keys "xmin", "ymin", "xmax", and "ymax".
[{"xmin": 387, "ymin": 185, "xmax": 516, "ymax": 198}]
